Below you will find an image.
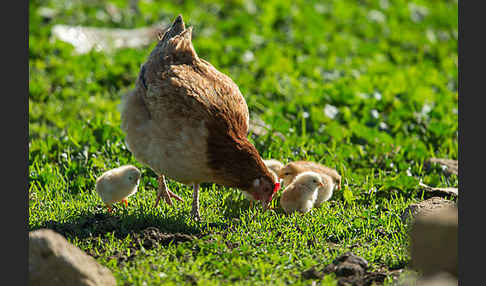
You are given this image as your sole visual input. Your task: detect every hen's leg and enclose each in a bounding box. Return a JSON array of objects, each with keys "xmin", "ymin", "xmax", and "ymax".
[
  {"xmin": 190, "ymin": 184, "xmax": 201, "ymax": 221},
  {"xmin": 154, "ymin": 175, "xmax": 184, "ymax": 207}
]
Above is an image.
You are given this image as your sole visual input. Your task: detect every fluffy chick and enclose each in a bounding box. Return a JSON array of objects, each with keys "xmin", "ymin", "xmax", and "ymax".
[
  {"xmin": 278, "ymin": 161, "xmax": 341, "ymax": 190},
  {"xmin": 263, "ymin": 159, "xmax": 284, "ymax": 179},
  {"xmin": 96, "ymin": 165, "xmax": 141, "ymax": 212},
  {"xmin": 279, "ymin": 171, "xmax": 324, "ymax": 214},
  {"xmin": 278, "ymin": 161, "xmax": 340, "ymax": 207},
  {"xmin": 313, "ymin": 174, "xmax": 335, "ymax": 207}
]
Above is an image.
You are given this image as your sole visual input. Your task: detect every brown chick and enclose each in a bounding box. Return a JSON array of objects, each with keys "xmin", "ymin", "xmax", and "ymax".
[
  {"xmin": 279, "ymin": 171, "xmax": 324, "ymax": 214},
  {"xmin": 278, "ymin": 161, "xmax": 341, "ymax": 189},
  {"xmin": 263, "ymin": 159, "xmax": 284, "ymax": 179},
  {"xmin": 95, "ymin": 165, "xmax": 141, "ymax": 212},
  {"xmin": 120, "ymin": 15, "xmax": 279, "ymax": 220},
  {"xmin": 278, "ymin": 161, "xmax": 341, "ymax": 207}
]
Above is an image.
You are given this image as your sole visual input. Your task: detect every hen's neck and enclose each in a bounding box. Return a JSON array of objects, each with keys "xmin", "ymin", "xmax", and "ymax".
[{"xmin": 206, "ymin": 133, "xmax": 268, "ymax": 189}]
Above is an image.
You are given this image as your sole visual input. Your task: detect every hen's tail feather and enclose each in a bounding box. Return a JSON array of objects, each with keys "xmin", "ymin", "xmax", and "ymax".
[{"xmin": 161, "ymin": 15, "xmax": 185, "ymax": 43}]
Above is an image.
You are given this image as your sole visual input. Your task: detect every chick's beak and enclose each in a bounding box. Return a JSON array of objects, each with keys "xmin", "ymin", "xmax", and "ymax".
[{"xmin": 319, "ymin": 182, "xmax": 325, "ymax": 187}]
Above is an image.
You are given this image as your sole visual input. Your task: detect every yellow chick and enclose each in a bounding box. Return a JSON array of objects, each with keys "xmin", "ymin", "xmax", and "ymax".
[
  {"xmin": 278, "ymin": 161, "xmax": 340, "ymax": 207},
  {"xmin": 279, "ymin": 171, "xmax": 324, "ymax": 214},
  {"xmin": 313, "ymin": 174, "xmax": 335, "ymax": 207},
  {"xmin": 95, "ymin": 165, "xmax": 141, "ymax": 212}
]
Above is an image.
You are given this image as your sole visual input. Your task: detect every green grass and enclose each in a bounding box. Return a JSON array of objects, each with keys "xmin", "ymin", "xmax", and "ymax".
[{"xmin": 29, "ymin": 0, "xmax": 458, "ymax": 285}]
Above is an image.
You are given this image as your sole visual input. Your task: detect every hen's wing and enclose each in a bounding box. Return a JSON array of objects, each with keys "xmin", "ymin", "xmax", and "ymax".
[{"xmin": 141, "ymin": 26, "xmax": 250, "ymax": 137}]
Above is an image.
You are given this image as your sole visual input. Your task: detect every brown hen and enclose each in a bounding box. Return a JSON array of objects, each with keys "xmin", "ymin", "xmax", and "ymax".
[{"xmin": 120, "ymin": 15, "xmax": 279, "ymax": 220}]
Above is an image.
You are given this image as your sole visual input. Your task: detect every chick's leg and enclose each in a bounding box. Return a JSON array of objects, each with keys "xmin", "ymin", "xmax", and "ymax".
[
  {"xmin": 190, "ymin": 183, "xmax": 201, "ymax": 221},
  {"xmin": 154, "ymin": 175, "xmax": 184, "ymax": 207}
]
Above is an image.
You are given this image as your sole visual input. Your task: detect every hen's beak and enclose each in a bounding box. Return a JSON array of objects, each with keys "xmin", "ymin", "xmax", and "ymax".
[{"xmin": 319, "ymin": 182, "xmax": 325, "ymax": 187}]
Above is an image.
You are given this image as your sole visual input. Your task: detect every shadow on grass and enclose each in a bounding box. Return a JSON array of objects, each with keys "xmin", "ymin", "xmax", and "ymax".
[
  {"xmin": 30, "ymin": 207, "xmax": 202, "ymax": 241},
  {"xmin": 221, "ymin": 194, "xmax": 251, "ymax": 219},
  {"xmin": 29, "ymin": 207, "xmax": 208, "ymax": 264},
  {"xmin": 220, "ymin": 192, "xmax": 290, "ymax": 219}
]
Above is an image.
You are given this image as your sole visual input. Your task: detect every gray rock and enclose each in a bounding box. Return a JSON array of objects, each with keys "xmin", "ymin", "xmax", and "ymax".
[
  {"xmin": 401, "ymin": 197, "xmax": 456, "ymax": 223},
  {"xmin": 410, "ymin": 206, "xmax": 458, "ymax": 278},
  {"xmin": 29, "ymin": 229, "xmax": 116, "ymax": 286}
]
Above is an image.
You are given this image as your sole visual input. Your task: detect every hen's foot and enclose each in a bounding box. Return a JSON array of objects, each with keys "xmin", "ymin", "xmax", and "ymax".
[{"xmin": 154, "ymin": 175, "xmax": 184, "ymax": 207}]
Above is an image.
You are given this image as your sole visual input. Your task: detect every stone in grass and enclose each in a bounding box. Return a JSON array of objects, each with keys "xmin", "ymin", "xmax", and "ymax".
[
  {"xmin": 29, "ymin": 229, "xmax": 116, "ymax": 286},
  {"xmin": 400, "ymin": 197, "xmax": 456, "ymax": 223},
  {"xmin": 410, "ymin": 206, "xmax": 458, "ymax": 278}
]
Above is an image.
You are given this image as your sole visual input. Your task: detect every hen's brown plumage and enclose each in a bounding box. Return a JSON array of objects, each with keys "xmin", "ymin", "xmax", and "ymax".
[{"xmin": 120, "ymin": 15, "xmax": 277, "ymax": 220}]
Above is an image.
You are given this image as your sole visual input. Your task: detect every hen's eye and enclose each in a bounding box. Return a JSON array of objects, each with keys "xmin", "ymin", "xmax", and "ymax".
[
  {"xmin": 285, "ymin": 172, "xmax": 290, "ymax": 176},
  {"xmin": 128, "ymin": 176, "xmax": 133, "ymax": 181}
]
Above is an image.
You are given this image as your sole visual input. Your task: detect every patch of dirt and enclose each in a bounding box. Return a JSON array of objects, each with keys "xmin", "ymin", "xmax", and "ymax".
[
  {"xmin": 302, "ymin": 252, "xmax": 402, "ymax": 285},
  {"xmin": 85, "ymin": 226, "xmax": 197, "ymax": 265},
  {"xmin": 131, "ymin": 227, "xmax": 196, "ymax": 250}
]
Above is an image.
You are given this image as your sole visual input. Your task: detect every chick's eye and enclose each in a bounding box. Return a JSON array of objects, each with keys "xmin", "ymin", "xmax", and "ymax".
[{"xmin": 128, "ymin": 176, "xmax": 133, "ymax": 180}]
